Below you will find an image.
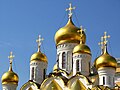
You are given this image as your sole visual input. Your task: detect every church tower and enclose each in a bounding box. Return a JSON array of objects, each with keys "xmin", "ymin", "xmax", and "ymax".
[
  {"xmin": 94, "ymin": 32, "xmax": 117, "ymax": 88},
  {"xmin": 1, "ymin": 52, "xmax": 19, "ymax": 90},
  {"xmin": 72, "ymin": 27, "xmax": 91, "ymax": 76},
  {"xmin": 30, "ymin": 35, "xmax": 48, "ymax": 84},
  {"xmin": 54, "ymin": 3, "xmax": 86, "ymax": 73}
]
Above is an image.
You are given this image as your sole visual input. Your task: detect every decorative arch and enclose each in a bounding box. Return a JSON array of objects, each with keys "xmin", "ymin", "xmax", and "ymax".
[
  {"xmin": 41, "ymin": 80, "xmax": 62, "ymax": 90},
  {"xmin": 68, "ymin": 74, "xmax": 91, "ymax": 89},
  {"xmin": 20, "ymin": 81, "xmax": 38, "ymax": 90},
  {"xmin": 68, "ymin": 79, "xmax": 86, "ymax": 90},
  {"xmin": 72, "ymin": 80, "xmax": 86, "ymax": 90},
  {"xmin": 40, "ymin": 76, "xmax": 65, "ymax": 90}
]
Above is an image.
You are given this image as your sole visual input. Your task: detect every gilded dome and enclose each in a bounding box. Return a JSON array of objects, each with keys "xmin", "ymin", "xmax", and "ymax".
[
  {"xmin": 1, "ymin": 70, "xmax": 19, "ymax": 85},
  {"xmin": 54, "ymin": 17, "xmax": 86, "ymax": 46},
  {"xmin": 94, "ymin": 49, "xmax": 117, "ymax": 70},
  {"xmin": 73, "ymin": 44, "xmax": 91, "ymax": 55},
  {"xmin": 30, "ymin": 51, "xmax": 48, "ymax": 63}
]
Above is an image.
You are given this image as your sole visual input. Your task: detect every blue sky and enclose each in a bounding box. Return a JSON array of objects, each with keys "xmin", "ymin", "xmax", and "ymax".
[{"xmin": 0, "ymin": 0, "xmax": 120, "ymax": 89}]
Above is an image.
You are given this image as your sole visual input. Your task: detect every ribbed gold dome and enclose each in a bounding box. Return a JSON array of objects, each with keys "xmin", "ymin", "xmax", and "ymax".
[
  {"xmin": 94, "ymin": 49, "xmax": 117, "ymax": 70},
  {"xmin": 1, "ymin": 70, "xmax": 19, "ymax": 85},
  {"xmin": 30, "ymin": 51, "xmax": 48, "ymax": 63},
  {"xmin": 54, "ymin": 17, "xmax": 86, "ymax": 46},
  {"xmin": 73, "ymin": 44, "xmax": 91, "ymax": 55}
]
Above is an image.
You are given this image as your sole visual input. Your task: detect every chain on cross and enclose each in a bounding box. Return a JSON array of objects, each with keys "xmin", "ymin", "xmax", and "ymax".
[
  {"xmin": 66, "ymin": 3, "xmax": 76, "ymax": 18},
  {"xmin": 8, "ymin": 51, "xmax": 15, "ymax": 65},
  {"xmin": 77, "ymin": 26, "xmax": 85, "ymax": 44},
  {"xmin": 36, "ymin": 35, "xmax": 44, "ymax": 52}
]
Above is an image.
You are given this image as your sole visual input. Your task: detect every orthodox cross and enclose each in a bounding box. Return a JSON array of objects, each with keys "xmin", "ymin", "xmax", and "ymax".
[
  {"xmin": 66, "ymin": 3, "xmax": 76, "ymax": 18},
  {"xmin": 36, "ymin": 35, "xmax": 44, "ymax": 52},
  {"xmin": 102, "ymin": 32, "xmax": 110, "ymax": 45},
  {"xmin": 8, "ymin": 52, "xmax": 15, "ymax": 71},
  {"xmin": 98, "ymin": 32, "xmax": 110, "ymax": 54},
  {"xmin": 77, "ymin": 26, "xmax": 85, "ymax": 44}
]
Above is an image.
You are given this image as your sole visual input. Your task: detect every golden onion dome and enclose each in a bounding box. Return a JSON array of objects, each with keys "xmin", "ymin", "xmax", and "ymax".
[
  {"xmin": 94, "ymin": 47, "xmax": 117, "ymax": 70},
  {"xmin": 30, "ymin": 51, "xmax": 48, "ymax": 63},
  {"xmin": 31, "ymin": 35, "xmax": 48, "ymax": 63},
  {"xmin": 73, "ymin": 43, "xmax": 91, "ymax": 55},
  {"xmin": 1, "ymin": 69, "xmax": 19, "ymax": 85},
  {"xmin": 1, "ymin": 52, "xmax": 19, "ymax": 85},
  {"xmin": 54, "ymin": 17, "xmax": 86, "ymax": 46}
]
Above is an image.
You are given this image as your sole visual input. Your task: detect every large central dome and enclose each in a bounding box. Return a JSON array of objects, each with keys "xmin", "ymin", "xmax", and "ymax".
[{"xmin": 54, "ymin": 17, "xmax": 86, "ymax": 46}]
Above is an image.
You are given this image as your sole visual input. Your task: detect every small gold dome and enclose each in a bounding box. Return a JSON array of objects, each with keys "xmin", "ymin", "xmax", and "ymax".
[
  {"xmin": 30, "ymin": 52, "xmax": 48, "ymax": 63},
  {"xmin": 1, "ymin": 70, "xmax": 19, "ymax": 85},
  {"xmin": 73, "ymin": 44, "xmax": 91, "ymax": 55},
  {"xmin": 94, "ymin": 50, "xmax": 117, "ymax": 70},
  {"xmin": 54, "ymin": 18, "xmax": 86, "ymax": 46}
]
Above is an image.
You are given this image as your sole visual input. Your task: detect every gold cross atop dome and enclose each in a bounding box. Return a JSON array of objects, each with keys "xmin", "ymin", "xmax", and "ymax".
[
  {"xmin": 8, "ymin": 52, "xmax": 15, "ymax": 71},
  {"xmin": 102, "ymin": 32, "xmax": 110, "ymax": 45},
  {"xmin": 77, "ymin": 26, "xmax": 85, "ymax": 44},
  {"xmin": 98, "ymin": 32, "xmax": 110, "ymax": 54},
  {"xmin": 36, "ymin": 35, "xmax": 44, "ymax": 52},
  {"xmin": 8, "ymin": 52, "xmax": 15, "ymax": 64},
  {"xmin": 66, "ymin": 3, "xmax": 76, "ymax": 18}
]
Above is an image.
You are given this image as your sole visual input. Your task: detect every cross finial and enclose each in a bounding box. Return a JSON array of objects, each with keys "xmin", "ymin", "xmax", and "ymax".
[
  {"xmin": 66, "ymin": 3, "xmax": 76, "ymax": 18},
  {"xmin": 8, "ymin": 52, "xmax": 15, "ymax": 64},
  {"xmin": 77, "ymin": 26, "xmax": 85, "ymax": 44},
  {"xmin": 8, "ymin": 52, "xmax": 15, "ymax": 71},
  {"xmin": 36, "ymin": 35, "xmax": 44, "ymax": 52},
  {"xmin": 98, "ymin": 32, "xmax": 110, "ymax": 54},
  {"xmin": 102, "ymin": 31, "xmax": 110, "ymax": 45}
]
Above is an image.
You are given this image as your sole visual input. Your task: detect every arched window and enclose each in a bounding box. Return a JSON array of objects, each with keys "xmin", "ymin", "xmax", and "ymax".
[
  {"xmin": 43, "ymin": 69, "xmax": 46, "ymax": 79},
  {"xmin": 62, "ymin": 52, "xmax": 66, "ymax": 69},
  {"xmin": 103, "ymin": 76, "xmax": 105, "ymax": 85},
  {"xmin": 31, "ymin": 67, "xmax": 34, "ymax": 80},
  {"xmin": 76, "ymin": 60, "xmax": 79, "ymax": 71}
]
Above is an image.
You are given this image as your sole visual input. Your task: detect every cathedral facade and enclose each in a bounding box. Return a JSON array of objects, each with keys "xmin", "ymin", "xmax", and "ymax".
[{"xmin": 1, "ymin": 3, "xmax": 120, "ymax": 90}]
